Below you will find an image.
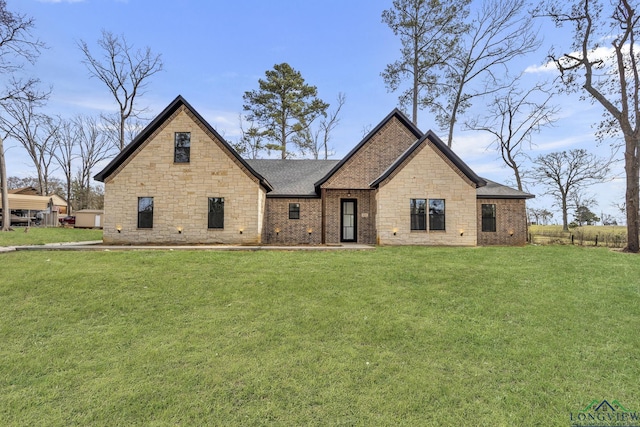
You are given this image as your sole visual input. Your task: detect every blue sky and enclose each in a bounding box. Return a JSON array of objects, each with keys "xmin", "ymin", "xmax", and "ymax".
[{"xmin": 6, "ymin": 0, "xmax": 626, "ymax": 223}]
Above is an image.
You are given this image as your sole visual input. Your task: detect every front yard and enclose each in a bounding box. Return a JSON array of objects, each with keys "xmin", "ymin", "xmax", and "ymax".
[{"xmin": 1, "ymin": 246, "xmax": 638, "ymax": 425}]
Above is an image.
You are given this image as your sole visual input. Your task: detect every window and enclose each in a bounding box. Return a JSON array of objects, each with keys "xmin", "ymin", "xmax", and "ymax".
[
  {"xmin": 174, "ymin": 132, "xmax": 191, "ymax": 163},
  {"xmin": 138, "ymin": 197, "xmax": 153, "ymax": 229},
  {"xmin": 410, "ymin": 199, "xmax": 426, "ymax": 230},
  {"xmin": 482, "ymin": 204, "xmax": 497, "ymax": 232},
  {"xmin": 289, "ymin": 203, "xmax": 300, "ymax": 219},
  {"xmin": 429, "ymin": 199, "xmax": 445, "ymax": 231},
  {"xmin": 208, "ymin": 197, "xmax": 224, "ymax": 229}
]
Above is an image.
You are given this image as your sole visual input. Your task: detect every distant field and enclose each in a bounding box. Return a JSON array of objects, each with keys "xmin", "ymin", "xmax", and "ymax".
[
  {"xmin": 0, "ymin": 227, "xmax": 102, "ymax": 246},
  {"xmin": 529, "ymin": 224, "xmax": 627, "ymax": 247},
  {"xmin": 1, "ymin": 246, "xmax": 638, "ymax": 426}
]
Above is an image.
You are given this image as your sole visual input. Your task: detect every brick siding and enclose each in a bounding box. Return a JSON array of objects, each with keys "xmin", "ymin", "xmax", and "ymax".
[
  {"xmin": 262, "ymin": 198, "xmax": 322, "ymax": 244},
  {"xmin": 322, "ymin": 117, "xmax": 418, "ymax": 190},
  {"xmin": 477, "ymin": 198, "xmax": 528, "ymax": 245}
]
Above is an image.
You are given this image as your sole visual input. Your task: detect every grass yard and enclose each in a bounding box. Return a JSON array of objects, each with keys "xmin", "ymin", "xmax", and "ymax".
[
  {"xmin": 0, "ymin": 227, "xmax": 102, "ymax": 247},
  {"xmin": 1, "ymin": 246, "xmax": 638, "ymax": 426}
]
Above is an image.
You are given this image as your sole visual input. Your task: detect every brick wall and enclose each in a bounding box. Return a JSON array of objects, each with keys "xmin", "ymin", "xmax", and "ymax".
[
  {"xmin": 376, "ymin": 142, "xmax": 477, "ymax": 246},
  {"xmin": 477, "ymin": 198, "xmax": 528, "ymax": 245},
  {"xmin": 322, "ymin": 116, "xmax": 418, "ymax": 190},
  {"xmin": 323, "ymin": 189, "xmax": 376, "ymax": 244},
  {"xmin": 102, "ymin": 107, "xmax": 265, "ymax": 244},
  {"xmin": 262, "ymin": 198, "xmax": 322, "ymax": 244}
]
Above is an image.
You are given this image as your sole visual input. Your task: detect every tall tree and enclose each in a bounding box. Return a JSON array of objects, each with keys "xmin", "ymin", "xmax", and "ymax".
[
  {"xmin": 78, "ymin": 30, "xmax": 163, "ymax": 151},
  {"xmin": 466, "ymin": 81, "xmax": 558, "ymax": 191},
  {"xmin": 0, "ymin": 94, "xmax": 58, "ymax": 195},
  {"xmin": 0, "ymin": 1, "xmax": 45, "ymax": 230},
  {"xmin": 243, "ymin": 63, "xmax": 329, "ymax": 159},
  {"xmin": 52, "ymin": 117, "xmax": 77, "ymax": 213},
  {"xmin": 542, "ymin": 0, "xmax": 640, "ymax": 252},
  {"xmin": 73, "ymin": 115, "xmax": 112, "ymax": 210},
  {"xmin": 294, "ymin": 92, "xmax": 346, "ymax": 159},
  {"xmin": 381, "ymin": 0, "xmax": 469, "ymax": 125},
  {"xmin": 434, "ymin": 0, "xmax": 541, "ymax": 147},
  {"xmin": 232, "ymin": 115, "xmax": 265, "ymax": 160},
  {"xmin": 529, "ymin": 149, "xmax": 611, "ymax": 231}
]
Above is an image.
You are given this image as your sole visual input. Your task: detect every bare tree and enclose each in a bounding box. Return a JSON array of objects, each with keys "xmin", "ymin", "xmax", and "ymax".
[
  {"xmin": 52, "ymin": 117, "xmax": 77, "ymax": 213},
  {"xmin": 466, "ymin": 81, "xmax": 559, "ymax": 191},
  {"xmin": 301, "ymin": 92, "xmax": 346, "ymax": 159},
  {"xmin": 101, "ymin": 111, "xmax": 147, "ymax": 150},
  {"xmin": 433, "ymin": 0, "xmax": 542, "ymax": 147},
  {"xmin": 0, "ymin": 1, "xmax": 46, "ymax": 230},
  {"xmin": 232, "ymin": 115, "xmax": 265, "ymax": 159},
  {"xmin": 78, "ymin": 30, "xmax": 163, "ymax": 151},
  {"xmin": 381, "ymin": 0, "xmax": 470, "ymax": 125},
  {"xmin": 529, "ymin": 149, "xmax": 612, "ymax": 231},
  {"xmin": 0, "ymin": 94, "xmax": 60, "ymax": 195},
  {"xmin": 74, "ymin": 115, "xmax": 112, "ymax": 210},
  {"xmin": 541, "ymin": 0, "xmax": 640, "ymax": 252}
]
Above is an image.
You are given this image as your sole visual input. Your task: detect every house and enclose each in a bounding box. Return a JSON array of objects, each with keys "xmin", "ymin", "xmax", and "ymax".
[{"xmin": 94, "ymin": 96, "xmax": 533, "ymax": 246}]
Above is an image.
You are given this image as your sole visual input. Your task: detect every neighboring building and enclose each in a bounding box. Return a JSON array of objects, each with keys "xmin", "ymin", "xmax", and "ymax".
[
  {"xmin": 94, "ymin": 96, "xmax": 533, "ymax": 246},
  {"xmin": 74, "ymin": 210, "xmax": 104, "ymax": 229},
  {"xmin": 0, "ymin": 193, "xmax": 68, "ymax": 226}
]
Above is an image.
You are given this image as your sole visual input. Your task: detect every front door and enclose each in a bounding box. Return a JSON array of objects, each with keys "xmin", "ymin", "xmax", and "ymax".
[{"xmin": 341, "ymin": 199, "xmax": 357, "ymax": 242}]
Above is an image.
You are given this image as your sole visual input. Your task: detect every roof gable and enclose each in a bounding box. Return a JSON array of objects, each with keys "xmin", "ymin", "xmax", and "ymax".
[
  {"xmin": 93, "ymin": 95, "xmax": 273, "ymax": 192},
  {"xmin": 371, "ymin": 130, "xmax": 487, "ymax": 189},
  {"xmin": 314, "ymin": 109, "xmax": 422, "ymax": 191}
]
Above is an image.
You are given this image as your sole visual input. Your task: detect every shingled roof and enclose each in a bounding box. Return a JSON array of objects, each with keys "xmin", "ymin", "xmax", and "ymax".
[
  {"xmin": 476, "ymin": 179, "xmax": 534, "ymax": 199},
  {"xmin": 246, "ymin": 159, "xmax": 339, "ymax": 197}
]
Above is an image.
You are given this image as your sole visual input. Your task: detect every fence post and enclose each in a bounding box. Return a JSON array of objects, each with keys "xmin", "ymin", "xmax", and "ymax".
[
  {"xmin": 571, "ymin": 234, "xmax": 574, "ymax": 245},
  {"xmin": 595, "ymin": 235, "xmax": 598, "ymax": 246}
]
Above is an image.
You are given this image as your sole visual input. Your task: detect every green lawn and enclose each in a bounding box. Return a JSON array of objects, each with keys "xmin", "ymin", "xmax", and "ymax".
[
  {"xmin": 1, "ymin": 246, "xmax": 638, "ymax": 426},
  {"xmin": 0, "ymin": 227, "xmax": 102, "ymax": 247}
]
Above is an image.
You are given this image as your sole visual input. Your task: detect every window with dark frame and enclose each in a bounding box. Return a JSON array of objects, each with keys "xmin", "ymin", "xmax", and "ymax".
[
  {"xmin": 208, "ymin": 197, "xmax": 224, "ymax": 229},
  {"xmin": 137, "ymin": 197, "xmax": 153, "ymax": 229},
  {"xmin": 174, "ymin": 132, "xmax": 191, "ymax": 163},
  {"xmin": 429, "ymin": 199, "xmax": 445, "ymax": 231},
  {"xmin": 289, "ymin": 203, "xmax": 300, "ymax": 219},
  {"xmin": 410, "ymin": 198, "xmax": 427, "ymax": 230},
  {"xmin": 482, "ymin": 203, "xmax": 497, "ymax": 232}
]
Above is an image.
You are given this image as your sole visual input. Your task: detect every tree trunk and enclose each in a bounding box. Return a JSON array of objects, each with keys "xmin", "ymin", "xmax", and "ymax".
[
  {"xmin": 119, "ymin": 115, "xmax": 126, "ymax": 151},
  {"xmin": 624, "ymin": 135, "xmax": 640, "ymax": 252},
  {"xmin": 561, "ymin": 195, "xmax": 569, "ymax": 232},
  {"xmin": 0, "ymin": 136, "xmax": 9, "ymax": 231}
]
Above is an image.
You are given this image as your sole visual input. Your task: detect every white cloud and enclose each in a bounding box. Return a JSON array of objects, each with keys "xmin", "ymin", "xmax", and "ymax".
[{"xmin": 524, "ymin": 44, "xmax": 632, "ymax": 74}]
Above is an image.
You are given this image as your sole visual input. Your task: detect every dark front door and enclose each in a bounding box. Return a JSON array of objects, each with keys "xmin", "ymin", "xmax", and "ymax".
[{"xmin": 341, "ymin": 199, "xmax": 357, "ymax": 242}]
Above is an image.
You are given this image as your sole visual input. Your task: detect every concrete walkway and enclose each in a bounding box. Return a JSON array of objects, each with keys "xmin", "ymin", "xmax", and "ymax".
[{"xmin": 1, "ymin": 241, "xmax": 375, "ymax": 252}]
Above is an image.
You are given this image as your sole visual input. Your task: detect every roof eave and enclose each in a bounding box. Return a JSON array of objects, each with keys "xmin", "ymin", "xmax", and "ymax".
[
  {"xmin": 314, "ymin": 108, "xmax": 423, "ymax": 192},
  {"xmin": 93, "ymin": 95, "xmax": 273, "ymax": 193}
]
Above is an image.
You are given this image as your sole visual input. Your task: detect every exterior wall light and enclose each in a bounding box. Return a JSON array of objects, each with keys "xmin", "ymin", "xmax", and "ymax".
[
  {"xmin": 393, "ymin": 227, "xmax": 398, "ymax": 236},
  {"xmin": 116, "ymin": 225, "xmax": 122, "ymax": 233},
  {"xmin": 459, "ymin": 229, "xmax": 464, "ymax": 236},
  {"xmin": 509, "ymin": 229, "xmax": 514, "ymax": 237},
  {"xmin": 307, "ymin": 227, "xmax": 313, "ymax": 236},
  {"xmin": 177, "ymin": 226, "xmax": 183, "ymax": 234},
  {"xmin": 275, "ymin": 227, "xmax": 280, "ymax": 236},
  {"xmin": 239, "ymin": 228, "xmax": 244, "ymax": 234}
]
